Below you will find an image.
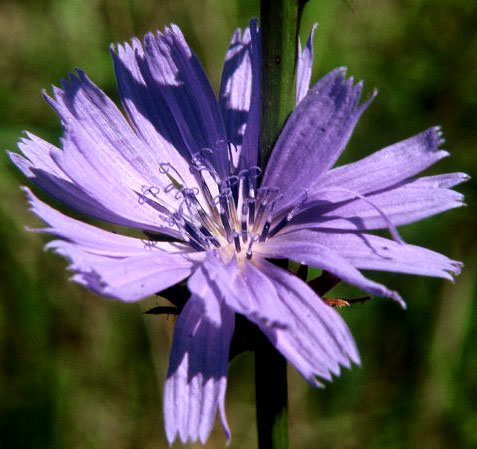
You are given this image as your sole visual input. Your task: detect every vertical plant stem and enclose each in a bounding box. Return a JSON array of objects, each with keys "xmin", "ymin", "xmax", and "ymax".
[
  {"xmin": 255, "ymin": 332, "xmax": 289, "ymax": 449},
  {"xmin": 256, "ymin": 2, "xmax": 308, "ymax": 448},
  {"xmin": 259, "ymin": 0, "xmax": 307, "ymax": 168}
]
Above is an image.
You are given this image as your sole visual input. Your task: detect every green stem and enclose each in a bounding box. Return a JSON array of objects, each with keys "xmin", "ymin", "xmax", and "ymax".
[
  {"xmin": 254, "ymin": 0, "xmax": 307, "ymax": 449},
  {"xmin": 259, "ymin": 0, "xmax": 308, "ymax": 168},
  {"xmin": 255, "ymin": 332, "xmax": 289, "ymax": 449},
  {"xmin": 256, "ymin": 2, "xmax": 308, "ymax": 447}
]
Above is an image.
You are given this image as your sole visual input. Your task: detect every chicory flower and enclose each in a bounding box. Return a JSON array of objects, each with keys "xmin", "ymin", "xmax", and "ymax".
[{"xmin": 10, "ymin": 19, "xmax": 466, "ymax": 445}]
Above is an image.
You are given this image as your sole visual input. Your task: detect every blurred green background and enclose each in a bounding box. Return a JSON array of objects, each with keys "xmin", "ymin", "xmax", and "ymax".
[{"xmin": 0, "ymin": 0, "xmax": 476, "ymax": 448}]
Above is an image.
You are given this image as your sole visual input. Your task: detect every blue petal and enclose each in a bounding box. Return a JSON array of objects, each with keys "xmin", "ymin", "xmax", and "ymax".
[
  {"xmin": 296, "ymin": 24, "xmax": 317, "ymax": 104},
  {"xmin": 111, "ymin": 38, "xmax": 204, "ymax": 197},
  {"xmin": 317, "ymin": 126, "xmax": 450, "ymax": 194},
  {"xmin": 255, "ymin": 259, "xmax": 360, "ymax": 385},
  {"xmin": 9, "ymin": 134, "xmax": 136, "ymax": 227},
  {"xmin": 262, "ymin": 68, "xmax": 375, "ymax": 206},
  {"xmin": 272, "ymin": 229, "xmax": 462, "ymax": 280},
  {"xmin": 199, "ymin": 253, "xmax": 289, "ymax": 328},
  {"xmin": 21, "ymin": 188, "xmax": 198, "ymax": 301},
  {"xmin": 239, "ymin": 19, "xmax": 261, "ymax": 170},
  {"xmin": 197, "ymin": 253, "xmax": 357, "ymax": 386},
  {"xmin": 219, "ymin": 19, "xmax": 260, "ymax": 169},
  {"xmin": 140, "ymin": 26, "xmax": 230, "ymax": 178},
  {"xmin": 257, "ymin": 233, "xmax": 406, "ymax": 307},
  {"xmin": 164, "ymin": 269, "xmax": 234, "ymax": 444},
  {"xmin": 292, "ymin": 173, "xmax": 466, "ymax": 231}
]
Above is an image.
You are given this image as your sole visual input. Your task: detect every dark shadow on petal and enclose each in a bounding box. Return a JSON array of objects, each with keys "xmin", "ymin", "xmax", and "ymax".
[
  {"xmin": 220, "ymin": 39, "xmax": 253, "ymax": 148},
  {"xmin": 113, "ymin": 48, "xmax": 193, "ymax": 162},
  {"xmin": 166, "ymin": 295, "xmax": 234, "ymax": 382}
]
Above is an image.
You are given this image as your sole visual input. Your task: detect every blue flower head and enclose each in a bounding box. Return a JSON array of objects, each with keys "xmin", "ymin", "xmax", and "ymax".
[{"xmin": 10, "ymin": 20, "xmax": 466, "ymax": 445}]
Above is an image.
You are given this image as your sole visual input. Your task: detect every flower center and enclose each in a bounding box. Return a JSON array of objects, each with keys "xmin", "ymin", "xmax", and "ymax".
[{"xmin": 140, "ymin": 152, "xmax": 305, "ymax": 260}]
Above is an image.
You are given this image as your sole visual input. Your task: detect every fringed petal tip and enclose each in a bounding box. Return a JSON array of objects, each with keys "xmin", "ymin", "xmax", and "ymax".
[
  {"xmin": 21, "ymin": 186, "xmax": 41, "ymax": 212},
  {"xmin": 432, "ymin": 125, "xmax": 445, "ymax": 146},
  {"xmin": 16, "ymin": 129, "xmax": 34, "ymax": 142},
  {"xmin": 24, "ymin": 225, "xmax": 47, "ymax": 236},
  {"xmin": 43, "ymin": 68, "xmax": 86, "ymax": 97},
  {"xmin": 389, "ymin": 291, "xmax": 407, "ymax": 310},
  {"xmin": 166, "ymin": 419, "xmax": 231, "ymax": 447},
  {"xmin": 368, "ymin": 86, "xmax": 378, "ymax": 101},
  {"xmin": 110, "ymin": 35, "xmax": 141, "ymax": 53},
  {"xmin": 305, "ymin": 357, "xmax": 361, "ymax": 389},
  {"xmin": 249, "ymin": 17, "xmax": 259, "ymax": 28},
  {"xmin": 220, "ymin": 402, "xmax": 232, "ymax": 446},
  {"xmin": 304, "ymin": 344, "xmax": 360, "ymax": 388},
  {"xmin": 312, "ymin": 352, "xmax": 362, "ymax": 388},
  {"xmin": 40, "ymin": 88, "xmax": 51, "ymax": 103},
  {"xmin": 20, "ymin": 189, "xmax": 48, "ymax": 232},
  {"xmin": 446, "ymin": 260, "xmax": 464, "ymax": 282},
  {"xmin": 335, "ymin": 66, "xmax": 347, "ymax": 74}
]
